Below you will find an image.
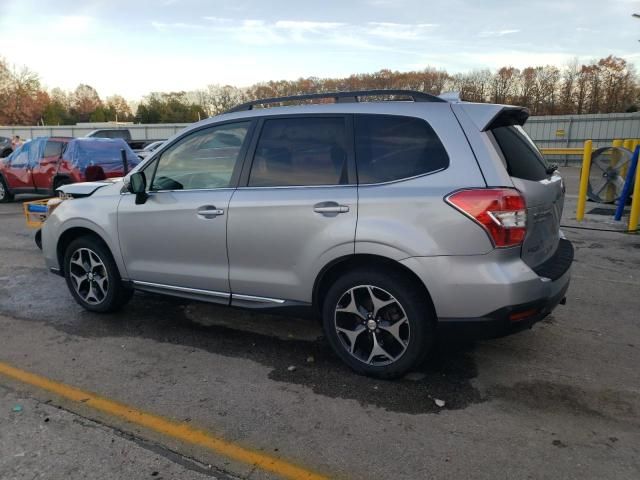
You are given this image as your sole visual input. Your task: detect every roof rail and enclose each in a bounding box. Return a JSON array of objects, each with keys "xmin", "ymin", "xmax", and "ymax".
[{"xmin": 225, "ymin": 89, "xmax": 446, "ymax": 113}]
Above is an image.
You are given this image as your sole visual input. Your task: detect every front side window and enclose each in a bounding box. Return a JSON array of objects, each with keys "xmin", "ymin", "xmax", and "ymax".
[
  {"xmin": 151, "ymin": 122, "xmax": 250, "ymax": 191},
  {"xmin": 248, "ymin": 117, "xmax": 348, "ymax": 187},
  {"xmin": 355, "ymin": 115, "xmax": 449, "ymax": 184}
]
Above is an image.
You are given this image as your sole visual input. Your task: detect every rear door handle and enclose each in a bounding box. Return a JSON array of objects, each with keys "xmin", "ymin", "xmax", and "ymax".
[
  {"xmin": 197, "ymin": 205, "xmax": 224, "ymax": 218},
  {"xmin": 313, "ymin": 202, "xmax": 350, "ymax": 215}
]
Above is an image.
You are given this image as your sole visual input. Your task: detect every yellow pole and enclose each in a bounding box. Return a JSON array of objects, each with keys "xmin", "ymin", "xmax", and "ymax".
[
  {"xmin": 629, "ymin": 153, "xmax": 640, "ymax": 233},
  {"xmin": 622, "ymin": 139, "xmax": 633, "ymax": 178},
  {"xmin": 576, "ymin": 140, "xmax": 593, "ymax": 221}
]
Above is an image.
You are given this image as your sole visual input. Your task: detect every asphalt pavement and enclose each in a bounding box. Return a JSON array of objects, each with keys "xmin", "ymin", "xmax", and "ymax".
[{"xmin": 0, "ymin": 166, "xmax": 639, "ymax": 479}]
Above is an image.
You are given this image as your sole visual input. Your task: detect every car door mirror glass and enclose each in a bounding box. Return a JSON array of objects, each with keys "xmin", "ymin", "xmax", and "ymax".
[{"xmin": 128, "ymin": 172, "xmax": 149, "ymax": 204}]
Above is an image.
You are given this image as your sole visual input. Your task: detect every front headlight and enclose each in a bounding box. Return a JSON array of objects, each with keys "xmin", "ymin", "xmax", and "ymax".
[{"xmin": 47, "ymin": 197, "xmax": 65, "ymax": 215}]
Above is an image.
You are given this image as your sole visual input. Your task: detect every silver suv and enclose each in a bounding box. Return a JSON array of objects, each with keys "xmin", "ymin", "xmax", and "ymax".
[{"xmin": 42, "ymin": 90, "xmax": 572, "ymax": 378}]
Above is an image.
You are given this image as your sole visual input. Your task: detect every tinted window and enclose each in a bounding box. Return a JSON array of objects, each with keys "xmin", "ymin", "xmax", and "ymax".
[
  {"xmin": 152, "ymin": 122, "xmax": 250, "ymax": 191},
  {"xmin": 249, "ymin": 117, "xmax": 348, "ymax": 187},
  {"xmin": 44, "ymin": 140, "xmax": 64, "ymax": 158},
  {"xmin": 355, "ymin": 115, "xmax": 448, "ymax": 183},
  {"xmin": 492, "ymin": 125, "xmax": 548, "ymax": 181}
]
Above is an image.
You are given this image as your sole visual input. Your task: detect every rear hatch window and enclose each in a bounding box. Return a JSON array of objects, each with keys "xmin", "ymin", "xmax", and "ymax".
[
  {"xmin": 492, "ymin": 125, "xmax": 549, "ymax": 181},
  {"xmin": 491, "ymin": 125, "xmax": 564, "ymax": 270}
]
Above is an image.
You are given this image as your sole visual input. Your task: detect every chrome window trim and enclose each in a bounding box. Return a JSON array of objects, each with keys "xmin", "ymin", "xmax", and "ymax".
[
  {"xmin": 236, "ymin": 184, "xmax": 357, "ymax": 190},
  {"xmin": 121, "ymin": 187, "xmax": 236, "ymax": 195}
]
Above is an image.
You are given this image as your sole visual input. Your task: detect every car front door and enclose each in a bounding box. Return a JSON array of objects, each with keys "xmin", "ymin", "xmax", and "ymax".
[
  {"xmin": 117, "ymin": 121, "xmax": 254, "ymax": 302},
  {"xmin": 3, "ymin": 144, "xmax": 34, "ymax": 192},
  {"xmin": 32, "ymin": 139, "xmax": 65, "ymax": 191},
  {"xmin": 227, "ymin": 115, "xmax": 358, "ymax": 306}
]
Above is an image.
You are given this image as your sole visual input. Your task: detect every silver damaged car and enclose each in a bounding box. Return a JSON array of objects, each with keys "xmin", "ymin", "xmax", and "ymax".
[{"xmin": 41, "ymin": 90, "xmax": 573, "ymax": 378}]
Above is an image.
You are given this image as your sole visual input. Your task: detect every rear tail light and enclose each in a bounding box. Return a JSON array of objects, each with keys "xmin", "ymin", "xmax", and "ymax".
[{"xmin": 446, "ymin": 188, "xmax": 527, "ymax": 248}]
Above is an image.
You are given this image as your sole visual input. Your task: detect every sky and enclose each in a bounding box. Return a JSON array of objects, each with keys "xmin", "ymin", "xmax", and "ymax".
[{"xmin": 0, "ymin": 0, "xmax": 639, "ymax": 100}]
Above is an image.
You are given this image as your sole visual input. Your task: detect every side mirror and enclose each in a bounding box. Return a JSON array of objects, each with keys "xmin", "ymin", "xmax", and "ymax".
[{"xmin": 128, "ymin": 172, "xmax": 148, "ymax": 205}]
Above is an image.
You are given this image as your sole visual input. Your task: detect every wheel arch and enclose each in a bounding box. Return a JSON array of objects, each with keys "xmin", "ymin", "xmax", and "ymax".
[
  {"xmin": 56, "ymin": 227, "xmax": 113, "ymax": 275},
  {"xmin": 0, "ymin": 172, "xmax": 14, "ymax": 199},
  {"xmin": 312, "ymin": 254, "xmax": 436, "ymax": 317}
]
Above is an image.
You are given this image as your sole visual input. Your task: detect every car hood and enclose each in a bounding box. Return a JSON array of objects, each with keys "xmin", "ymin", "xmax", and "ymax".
[{"xmin": 57, "ymin": 178, "xmax": 122, "ymax": 198}]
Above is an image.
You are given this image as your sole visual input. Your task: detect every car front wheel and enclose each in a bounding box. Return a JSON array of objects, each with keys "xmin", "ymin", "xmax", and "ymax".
[
  {"xmin": 63, "ymin": 236, "xmax": 133, "ymax": 313},
  {"xmin": 0, "ymin": 177, "xmax": 14, "ymax": 203},
  {"xmin": 322, "ymin": 268, "xmax": 435, "ymax": 379}
]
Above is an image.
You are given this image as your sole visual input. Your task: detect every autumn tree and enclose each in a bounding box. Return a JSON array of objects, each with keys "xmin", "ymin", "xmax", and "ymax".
[
  {"xmin": 0, "ymin": 63, "xmax": 48, "ymax": 125},
  {"xmin": 71, "ymin": 84, "xmax": 102, "ymax": 122},
  {"xmin": 106, "ymin": 94, "xmax": 133, "ymax": 121}
]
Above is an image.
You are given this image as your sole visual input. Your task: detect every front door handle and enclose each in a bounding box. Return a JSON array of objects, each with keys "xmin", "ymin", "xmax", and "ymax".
[
  {"xmin": 197, "ymin": 205, "xmax": 224, "ymax": 219},
  {"xmin": 313, "ymin": 202, "xmax": 350, "ymax": 215}
]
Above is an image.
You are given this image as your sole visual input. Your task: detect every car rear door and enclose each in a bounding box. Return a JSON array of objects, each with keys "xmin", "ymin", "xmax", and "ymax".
[
  {"xmin": 227, "ymin": 115, "xmax": 357, "ymax": 306},
  {"xmin": 117, "ymin": 121, "xmax": 253, "ymax": 300},
  {"xmin": 490, "ymin": 125, "xmax": 564, "ymax": 268}
]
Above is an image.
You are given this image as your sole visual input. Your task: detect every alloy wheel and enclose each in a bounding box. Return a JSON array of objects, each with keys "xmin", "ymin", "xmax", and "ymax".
[
  {"xmin": 334, "ymin": 285, "xmax": 410, "ymax": 366},
  {"xmin": 68, "ymin": 248, "xmax": 109, "ymax": 305}
]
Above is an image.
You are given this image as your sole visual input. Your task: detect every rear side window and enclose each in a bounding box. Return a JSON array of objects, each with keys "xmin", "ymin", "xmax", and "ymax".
[
  {"xmin": 355, "ymin": 115, "xmax": 448, "ymax": 184},
  {"xmin": 492, "ymin": 125, "xmax": 548, "ymax": 181},
  {"xmin": 44, "ymin": 141, "xmax": 64, "ymax": 158},
  {"xmin": 249, "ymin": 117, "xmax": 348, "ymax": 187}
]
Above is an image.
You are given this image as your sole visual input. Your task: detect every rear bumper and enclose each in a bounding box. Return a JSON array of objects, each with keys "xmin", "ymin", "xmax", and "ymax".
[
  {"xmin": 401, "ymin": 238, "xmax": 573, "ymax": 340},
  {"xmin": 438, "ymin": 276, "xmax": 569, "ymax": 340}
]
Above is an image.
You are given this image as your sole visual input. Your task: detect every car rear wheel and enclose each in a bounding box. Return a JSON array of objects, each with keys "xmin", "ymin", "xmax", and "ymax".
[
  {"xmin": 322, "ymin": 268, "xmax": 435, "ymax": 379},
  {"xmin": 63, "ymin": 236, "xmax": 133, "ymax": 313},
  {"xmin": 0, "ymin": 177, "xmax": 14, "ymax": 203}
]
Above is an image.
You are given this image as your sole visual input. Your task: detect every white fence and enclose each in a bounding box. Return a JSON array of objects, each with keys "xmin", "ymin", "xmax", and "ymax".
[
  {"xmin": 0, "ymin": 124, "xmax": 190, "ymax": 141},
  {"xmin": 2, "ymin": 113, "xmax": 640, "ymax": 148}
]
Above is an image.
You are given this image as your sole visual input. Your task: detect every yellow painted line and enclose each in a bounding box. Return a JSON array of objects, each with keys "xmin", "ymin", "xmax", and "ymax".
[{"xmin": 0, "ymin": 361, "xmax": 329, "ymax": 480}]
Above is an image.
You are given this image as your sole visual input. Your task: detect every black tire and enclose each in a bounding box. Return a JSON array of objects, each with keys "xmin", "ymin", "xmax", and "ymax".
[
  {"xmin": 63, "ymin": 235, "xmax": 133, "ymax": 313},
  {"xmin": 322, "ymin": 268, "xmax": 435, "ymax": 379},
  {"xmin": 0, "ymin": 176, "xmax": 14, "ymax": 203}
]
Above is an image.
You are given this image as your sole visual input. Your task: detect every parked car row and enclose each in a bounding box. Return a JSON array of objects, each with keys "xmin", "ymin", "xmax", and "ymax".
[{"xmin": 0, "ymin": 137, "xmax": 141, "ymax": 202}]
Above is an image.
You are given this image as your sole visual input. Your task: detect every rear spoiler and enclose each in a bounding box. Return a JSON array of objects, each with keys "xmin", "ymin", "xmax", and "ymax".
[{"xmin": 451, "ymin": 103, "xmax": 529, "ymax": 132}]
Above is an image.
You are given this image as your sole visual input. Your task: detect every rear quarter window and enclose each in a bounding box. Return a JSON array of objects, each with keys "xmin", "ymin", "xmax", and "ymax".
[
  {"xmin": 491, "ymin": 125, "xmax": 549, "ymax": 181},
  {"xmin": 354, "ymin": 114, "xmax": 449, "ymax": 184}
]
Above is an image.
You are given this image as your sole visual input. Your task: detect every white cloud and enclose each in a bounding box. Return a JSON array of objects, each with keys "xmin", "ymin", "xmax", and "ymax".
[
  {"xmin": 274, "ymin": 20, "xmax": 345, "ymax": 31},
  {"xmin": 151, "ymin": 21, "xmax": 205, "ymax": 31},
  {"xmin": 479, "ymin": 29, "xmax": 521, "ymax": 37},
  {"xmin": 366, "ymin": 21, "xmax": 438, "ymax": 40}
]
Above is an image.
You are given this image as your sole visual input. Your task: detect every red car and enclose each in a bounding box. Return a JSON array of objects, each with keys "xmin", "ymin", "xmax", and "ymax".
[{"xmin": 0, "ymin": 137, "xmax": 140, "ymax": 202}]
